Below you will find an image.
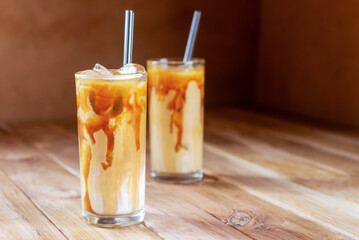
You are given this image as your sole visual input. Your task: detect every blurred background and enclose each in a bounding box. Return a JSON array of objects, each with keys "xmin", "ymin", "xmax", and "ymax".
[{"xmin": 1, "ymin": 0, "xmax": 359, "ymax": 128}]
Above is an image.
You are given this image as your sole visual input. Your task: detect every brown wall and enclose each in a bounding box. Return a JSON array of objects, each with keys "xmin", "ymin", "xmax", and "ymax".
[
  {"xmin": 256, "ymin": 0, "xmax": 359, "ymax": 127},
  {"xmin": 5, "ymin": 0, "xmax": 358, "ymax": 127},
  {"xmin": 0, "ymin": 0, "xmax": 259, "ymax": 122}
]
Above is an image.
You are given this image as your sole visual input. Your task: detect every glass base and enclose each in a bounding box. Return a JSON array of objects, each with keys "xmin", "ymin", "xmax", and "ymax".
[
  {"xmin": 82, "ymin": 207, "xmax": 145, "ymax": 228},
  {"xmin": 151, "ymin": 170, "xmax": 203, "ymax": 184}
]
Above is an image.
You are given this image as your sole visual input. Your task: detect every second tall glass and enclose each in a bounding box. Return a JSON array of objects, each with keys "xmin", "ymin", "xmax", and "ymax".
[{"xmin": 147, "ymin": 58, "xmax": 205, "ymax": 183}]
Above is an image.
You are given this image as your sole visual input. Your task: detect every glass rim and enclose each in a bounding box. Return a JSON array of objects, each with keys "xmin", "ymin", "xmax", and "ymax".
[
  {"xmin": 147, "ymin": 57, "xmax": 205, "ymax": 65},
  {"xmin": 75, "ymin": 70, "xmax": 147, "ymax": 81}
]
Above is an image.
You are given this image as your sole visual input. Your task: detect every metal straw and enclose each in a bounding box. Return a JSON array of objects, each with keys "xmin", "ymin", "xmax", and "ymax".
[
  {"xmin": 123, "ymin": 10, "xmax": 135, "ymax": 66},
  {"xmin": 183, "ymin": 11, "xmax": 201, "ymax": 62}
]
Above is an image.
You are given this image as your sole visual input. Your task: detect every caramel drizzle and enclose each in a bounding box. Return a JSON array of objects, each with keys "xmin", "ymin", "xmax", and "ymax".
[
  {"xmin": 148, "ymin": 69, "xmax": 204, "ymax": 152},
  {"xmin": 126, "ymin": 92, "xmax": 144, "ymax": 151},
  {"xmin": 167, "ymin": 89, "xmax": 185, "ymax": 151},
  {"xmin": 82, "ymin": 145, "xmax": 93, "ymax": 213},
  {"xmin": 81, "ymin": 118, "xmax": 115, "ymax": 170},
  {"xmin": 77, "ymin": 80, "xmax": 145, "ymax": 214}
]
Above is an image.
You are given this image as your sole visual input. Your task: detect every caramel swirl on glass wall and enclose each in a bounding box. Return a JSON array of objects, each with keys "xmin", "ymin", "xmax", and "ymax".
[
  {"xmin": 148, "ymin": 59, "xmax": 204, "ymax": 178},
  {"xmin": 76, "ymin": 71, "xmax": 146, "ymax": 215},
  {"xmin": 149, "ymin": 68, "xmax": 204, "ymax": 152}
]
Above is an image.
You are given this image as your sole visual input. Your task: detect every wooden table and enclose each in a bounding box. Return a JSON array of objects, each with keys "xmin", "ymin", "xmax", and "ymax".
[{"xmin": 0, "ymin": 109, "xmax": 358, "ymax": 240}]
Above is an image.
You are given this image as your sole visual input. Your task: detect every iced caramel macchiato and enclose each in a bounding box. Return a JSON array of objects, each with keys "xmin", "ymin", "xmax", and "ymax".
[
  {"xmin": 75, "ymin": 63, "xmax": 146, "ymax": 227},
  {"xmin": 147, "ymin": 58, "xmax": 204, "ymax": 183}
]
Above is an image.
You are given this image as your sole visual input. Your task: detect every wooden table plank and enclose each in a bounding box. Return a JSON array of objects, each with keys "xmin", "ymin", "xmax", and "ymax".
[
  {"xmin": 1, "ymin": 108, "xmax": 358, "ymax": 239},
  {"xmin": 203, "ymin": 145, "xmax": 357, "ymax": 239},
  {"xmin": 207, "ymin": 117, "xmax": 359, "ymax": 202},
  {"xmin": 0, "ymin": 169, "xmax": 67, "ymax": 240},
  {"xmin": 0, "ymin": 125, "xmax": 161, "ymax": 240},
  {"xmin": 4, "ymin": 123, "xmax": 251, "ymax": 240},
  {"xmin": 209, "ymin": 109, "xmax": 359, "ymax": 162},
  {"xmin": 205, "ymin": 110, "xmax": 359, "ymax": 202},
  {"xmin": 202, "ymin": 110, "xmax": 359, "ymax": 239},
  {"xmin": 207, "ymin": 109, "xmax": 359, "ymax": 171},
  {"xmin": 6, "ymin": 121, "xmax": 352, "ymax": 239}
]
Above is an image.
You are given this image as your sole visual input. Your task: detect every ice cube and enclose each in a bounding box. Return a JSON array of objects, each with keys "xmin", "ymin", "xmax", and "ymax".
[
  {"xmin": 93, "ymin": 63, "xmax": 111, "ymax": 75},
  {"xmin": 159, "ymin": 58, "xmax": 168, "ymax": 67},
  {"xmin": 116, "ymin": 63, "xmax": 146, "ymax": 75}
]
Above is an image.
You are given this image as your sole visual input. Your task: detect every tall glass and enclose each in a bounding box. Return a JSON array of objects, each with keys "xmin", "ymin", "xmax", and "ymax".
[
  {"xmin": 75, "ymin": 67, "xmax": 147, "ymax": 227},
  {"xmin": 147, "ymin": 58, "xmax": 205, "ymax": 183}
]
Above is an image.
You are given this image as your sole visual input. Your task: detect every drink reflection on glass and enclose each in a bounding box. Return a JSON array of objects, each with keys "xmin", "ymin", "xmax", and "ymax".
[
  {"xmin": 147, "ymin": 58, "xmax": 205, "ymax": 183},
  {"xmin": 75, "ymin": 63, "xmax": 147, "ymax": 227}
]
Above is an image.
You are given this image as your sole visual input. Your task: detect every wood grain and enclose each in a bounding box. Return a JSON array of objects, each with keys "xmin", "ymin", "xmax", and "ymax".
[
  {"xmin": 4, "ymin": 123, "xmax": 251, "ymax": 239},
  {"xmin": 7, "ymin": 118, "xmax": 353, "ymax": 239},
  {"xmin": 0, "ymin": 109, "xmax": 358, "ymax": 239},
  {"xmin": 0, "ymin": 124, "xmax": 161, "ymax": 240},
  {"xmin": 204, "ymin": 109, "xmax": 359, "ymax": 239},
  {"xmin": 206, "ymin": 109, "xmax": 359, "ymax": 200},
  {"xmin": 0, "ymin": 169, "xmax": 67, "ymax": 240}
]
